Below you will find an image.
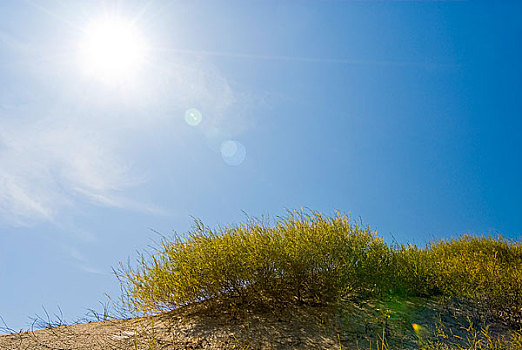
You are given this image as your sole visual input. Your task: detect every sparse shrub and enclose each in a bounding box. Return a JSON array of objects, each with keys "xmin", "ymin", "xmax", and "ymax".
[
  {"xmin": 425, "ymin": 235, "xmax": 522, "ymax": 326},
  {"xmin": 391, "ymin": 234, "xmax": 522, "ymax": 326}
]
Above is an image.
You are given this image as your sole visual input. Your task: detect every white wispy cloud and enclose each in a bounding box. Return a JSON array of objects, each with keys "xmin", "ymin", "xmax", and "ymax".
[
  {"xmin": 0, "ymin": 48, "xmax": 246, "ymax": 227},
  {"xmin": 0, "ymin": 115, "xmax": 146, "ymax": 226}
]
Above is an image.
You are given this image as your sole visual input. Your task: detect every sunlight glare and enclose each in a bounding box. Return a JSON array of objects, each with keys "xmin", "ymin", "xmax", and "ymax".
[{"xmin": 79, "ymin": 17, "xmax": 147, "ymax": 83}]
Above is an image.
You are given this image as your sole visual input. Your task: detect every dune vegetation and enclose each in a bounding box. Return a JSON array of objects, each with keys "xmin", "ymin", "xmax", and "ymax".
[{"xmin": 114, "ymin": 210, "xmax": 522, "ymax": 349}]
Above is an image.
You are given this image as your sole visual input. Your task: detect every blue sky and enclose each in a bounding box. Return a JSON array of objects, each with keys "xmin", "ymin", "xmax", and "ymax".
[{"xmin": 1, "ymin": 0, "xmax": 521, "ymax": 332}]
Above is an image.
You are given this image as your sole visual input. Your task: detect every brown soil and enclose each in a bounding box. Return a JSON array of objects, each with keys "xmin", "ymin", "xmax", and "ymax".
[{"xmin": 0, "ymin": 296, "xmax": 518, "ymax": 349}]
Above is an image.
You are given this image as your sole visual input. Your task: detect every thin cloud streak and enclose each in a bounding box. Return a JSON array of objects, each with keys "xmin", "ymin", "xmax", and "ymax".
[
  {"xmin": 68, "ymin": 247, "xmax": 107, "ymax": 275},
  {"xmin": 0, "ymin": 29, "xmax": 29, "ymax": 52},
  {"xmin": 155, "ymin": 47, "xmax": 460, "ymax": 68}
]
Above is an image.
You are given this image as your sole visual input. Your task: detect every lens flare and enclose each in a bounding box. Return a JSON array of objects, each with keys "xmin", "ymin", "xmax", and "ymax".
[
  {"xmin": 184, "ymin": 108, "xmax": 202, "ymax": 126},
  {"xmin": 412, "ymin": 323, "xmax": 429, "ymax": 340},
  {"xmin": 220, "ymin": 140, "xmax": 246, "ymax": 166}
]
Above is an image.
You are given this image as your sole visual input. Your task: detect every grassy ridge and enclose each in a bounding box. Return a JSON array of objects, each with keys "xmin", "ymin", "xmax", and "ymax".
[{"xmin": 117, "ymin": 210, "xmax": 521, "ymax": 328}]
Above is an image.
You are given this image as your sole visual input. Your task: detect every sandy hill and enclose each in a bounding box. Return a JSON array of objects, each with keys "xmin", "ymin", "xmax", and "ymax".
[{"xmin": 1, "ymin": 295, "xmax": 519, "ymax": 349}]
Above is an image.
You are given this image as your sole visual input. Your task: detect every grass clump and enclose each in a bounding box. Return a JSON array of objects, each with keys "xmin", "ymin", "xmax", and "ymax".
[{"xmin": 117, "ymin": 211, "xmax": 390, "ymax": 313}]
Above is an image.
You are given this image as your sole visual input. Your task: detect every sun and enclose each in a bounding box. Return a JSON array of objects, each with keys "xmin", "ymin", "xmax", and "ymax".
[{"xmin": 78, "ymin": 16, "xmax": 147, "ymax": 84}]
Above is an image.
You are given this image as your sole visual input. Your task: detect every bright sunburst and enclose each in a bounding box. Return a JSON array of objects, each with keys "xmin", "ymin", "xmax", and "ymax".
[{"xmin": 78, "ymin": 16, "xmax": 147, "ymax": 84}]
